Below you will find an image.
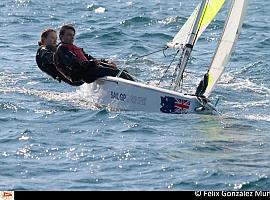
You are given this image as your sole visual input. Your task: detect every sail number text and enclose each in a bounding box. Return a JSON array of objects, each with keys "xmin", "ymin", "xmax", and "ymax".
[
  {"xmin": 110, "ymin": 91, "xmax": 146, "ymax": 106},
  {"xmin": 111, "ymin": 91, "xmax": 126, "ymax": 101}
]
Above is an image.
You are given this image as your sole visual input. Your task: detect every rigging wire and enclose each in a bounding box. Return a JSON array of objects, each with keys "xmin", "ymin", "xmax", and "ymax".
[
  {"xmin": 119, "ymin": 46, "xmax": 168, "ymax": 82},
  {"xmin": 135, "ymin": 46, "xmax": 168, "ymax": 60},
  {"xmin": 171, "ymin": 50, "xmax": 183, "ymax": 86},
  {"xmin": 121, "ymin": 46, "xmax": 184, "ymax": 85},
  {"xmin": 157, "ymin": 49, "xmax": 180, "ymax": 86},
  {"xmin": 121, "ymin": 46, "xmax": 171, "ymax": 82}
]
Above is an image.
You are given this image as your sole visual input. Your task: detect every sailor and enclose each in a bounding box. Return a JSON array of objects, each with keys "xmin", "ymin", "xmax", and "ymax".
[
  {"xmin": 55, "ymin": 25, "xmax": 134, "ymax": 84},
  {"xmin": 195, "ymin": 71, "xmax": 209, "ymax": 97},
  {"xmin": 36, "ymin": 28, "xmax": 84, "ymax": 86}
]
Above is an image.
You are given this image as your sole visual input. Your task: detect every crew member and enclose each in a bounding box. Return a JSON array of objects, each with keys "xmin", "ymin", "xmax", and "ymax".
[{"xmin": 55, "ymin": 25, "xmax": 134, "ymax": 84}]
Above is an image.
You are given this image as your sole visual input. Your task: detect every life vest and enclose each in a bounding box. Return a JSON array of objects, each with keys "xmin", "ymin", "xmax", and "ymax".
[{"xmin": 61, "ymin": 43, "xmax": 88, "ymax": 62}]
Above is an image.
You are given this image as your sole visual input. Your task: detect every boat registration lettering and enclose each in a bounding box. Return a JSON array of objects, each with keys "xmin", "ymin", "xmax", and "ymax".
[
  {"xmin": 110, "ymin": 91, "xmax": 146, "ymax": 106},
  {"xmin": 111, "ymin": 91, "xmax": 126, "ymax": 101}
]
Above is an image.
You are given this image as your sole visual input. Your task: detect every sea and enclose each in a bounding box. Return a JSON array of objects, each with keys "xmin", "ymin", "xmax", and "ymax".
[{"xmin": 0, "ymin": 0, "xmax": 269, "ymax": 191}]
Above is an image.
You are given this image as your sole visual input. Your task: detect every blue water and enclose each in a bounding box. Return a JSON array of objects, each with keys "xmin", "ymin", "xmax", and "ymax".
[{"xmin": 0, "ymin": 0, "xmax": 269, "ymax": 191}]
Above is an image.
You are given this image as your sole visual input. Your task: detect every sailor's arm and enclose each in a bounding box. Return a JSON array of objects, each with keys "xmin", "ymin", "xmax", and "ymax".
[{"xmin": 81, "ymin": 48, "xmax": 117, "ymax": 68}]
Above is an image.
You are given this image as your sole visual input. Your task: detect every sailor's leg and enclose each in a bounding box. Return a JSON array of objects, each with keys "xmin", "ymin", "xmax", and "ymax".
[{"xmin": 82, "ymin": 66, "xmax": 134, "ymax": 83}]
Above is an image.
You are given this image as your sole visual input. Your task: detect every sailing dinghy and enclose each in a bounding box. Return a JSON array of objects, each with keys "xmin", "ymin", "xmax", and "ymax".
[{"xmin": 82, "ymin": 0, "xmax": 249, "ymax": 114}]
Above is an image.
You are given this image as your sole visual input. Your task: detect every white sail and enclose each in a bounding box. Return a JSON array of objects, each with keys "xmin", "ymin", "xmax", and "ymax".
[
  {"xmin": 166, "ymin": 4, "xmax": 200, "ymax": 49},
  {"xmin": 167, "ymin": 0, "xmax": 225, "ymax": 49},
  {"xmin": 204, "ymin": 0, "xmax": 249, "ymax": 97}
]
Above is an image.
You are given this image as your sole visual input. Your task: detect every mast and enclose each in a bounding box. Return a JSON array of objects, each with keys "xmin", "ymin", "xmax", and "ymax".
[{"xmin": 174, "ymin": 0, "xmax": 208, "ymax": 91}]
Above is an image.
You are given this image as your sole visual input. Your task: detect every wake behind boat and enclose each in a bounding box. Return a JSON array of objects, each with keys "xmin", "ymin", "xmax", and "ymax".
[{"xmin": 82, "ymin": 0, "xmax": 249, "ymax": 114}]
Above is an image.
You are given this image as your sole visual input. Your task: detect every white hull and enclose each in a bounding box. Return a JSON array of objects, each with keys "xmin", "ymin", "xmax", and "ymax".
[{"xmin": 81, "ymin": 77, "xmax": 216, "ymax": 114}]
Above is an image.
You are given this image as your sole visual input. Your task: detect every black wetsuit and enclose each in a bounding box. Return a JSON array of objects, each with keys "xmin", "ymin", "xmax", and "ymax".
[
  {"xmin": 36, "ymin": 45, "xmax": 84, "ymax": 86},
  {"xmin": 55, "ymin": 43, "xmax": 134, "ymax": 84},
  {"xmin": 195, "ymin": 72, "xmax": 209, "ymax": 97}
]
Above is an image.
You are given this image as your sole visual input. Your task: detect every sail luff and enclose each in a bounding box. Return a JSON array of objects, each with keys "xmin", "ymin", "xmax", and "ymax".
[{"xmin": 203, "ymin": 0, "xmax": 249, "ymax": 97}]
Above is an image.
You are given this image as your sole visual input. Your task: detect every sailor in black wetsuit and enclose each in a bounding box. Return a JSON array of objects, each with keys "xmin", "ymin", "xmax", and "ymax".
[
  {"xmin": 36, "ymin": 28, "xmax": 83, "ymax": 86},
  {"xmin": 55, "ymin": 25, "xmax": 134, "ymax": 84},
  {"xmin": 195, "ymin": 71, "xmax": 209, "ymax": 97}
]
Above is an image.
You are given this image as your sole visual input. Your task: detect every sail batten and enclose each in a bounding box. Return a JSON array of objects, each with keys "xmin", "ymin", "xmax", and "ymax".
[{"xmin": 203, "ymin": 0, "xmax": 249, "ymax": 97}]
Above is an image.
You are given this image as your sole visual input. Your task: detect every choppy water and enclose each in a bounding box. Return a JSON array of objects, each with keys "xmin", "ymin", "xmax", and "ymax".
[{"xmin": 0, "ymin": 0, "xmax": 269, "ymax": 190}]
